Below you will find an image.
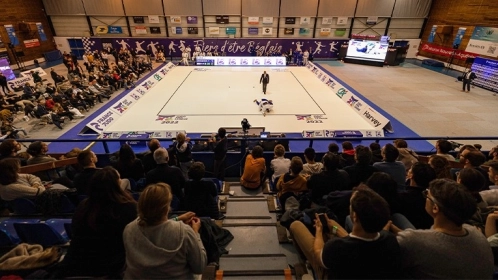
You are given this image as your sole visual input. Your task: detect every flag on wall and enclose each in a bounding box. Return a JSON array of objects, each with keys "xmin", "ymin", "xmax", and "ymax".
[
  {"xmin": 35, "ymin": 23, "xmax": 47, "ymax": 41},
  {"xmin": 263, "ymin": 27, "xmax": 273, "ymax": 35},
  {"xmin": 187, "ymin": 16, "xmax": 198, "ymax": 24},
  {"xmin": 322, "ymin": 18, "xmax": 332, "ymax": 25},
  {"xmin": 262, "ymin": 17, "xmax": 273, "ymax": 24},
  {"xmin": 171, "ymin": 27, "xmax": 182, "ymax": 34},
  {"xmin": 135, "ymin": 26, "xmax": 147, "ymax": 35},
  {"xmin": 4, "ymin": 25, "xmax": 19, "ymax": 46},
  {"xmin": 209, "ymin": 27, "xmax": 220, "ymax": 35},
  {"xmin": 248, "ymin": 27, "xmax": 258, "ymax": 35},
  {"xmin": 248, "ymin": 17, "xmax": 259, "ymax": 24},
  {"xmin": 170, "ymin": 16, "xmax": 181, "ymax": 24},
  {"xmin": 300, "ymin": 17, "xmax": 310, "ymax": 25}
]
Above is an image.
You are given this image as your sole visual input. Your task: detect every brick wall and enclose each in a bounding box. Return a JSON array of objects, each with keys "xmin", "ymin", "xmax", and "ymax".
[
  {"xmin": 0, "ymin": 0, "xmax": 56, "ymax": 64},
  {"xmin": 419, "ymin": 0, "xmax": 498, "ymax": 66}
]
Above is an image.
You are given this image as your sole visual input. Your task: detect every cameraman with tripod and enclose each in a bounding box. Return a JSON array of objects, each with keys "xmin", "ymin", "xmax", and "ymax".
[{"xmin": 209, "ymin": 128, "xmax": 227, "ymax": 180}]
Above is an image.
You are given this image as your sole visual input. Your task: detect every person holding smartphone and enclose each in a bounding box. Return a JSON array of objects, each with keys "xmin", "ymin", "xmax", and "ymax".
[{"xmin": 290, "ymin": 187, "xmax": 401, "ymax": 279}]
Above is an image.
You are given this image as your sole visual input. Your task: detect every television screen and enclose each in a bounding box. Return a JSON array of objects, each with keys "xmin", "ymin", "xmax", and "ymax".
[
  {"xmin": 345, "ymin": 39, "xmax": 389, "ymax": 63},
  {"xmin": 0, "ymin": 58, "xmax": 16, "ymax": 81}
]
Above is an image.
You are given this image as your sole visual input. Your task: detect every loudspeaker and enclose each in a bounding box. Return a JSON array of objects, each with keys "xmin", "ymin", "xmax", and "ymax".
[
  {"xmin": 15, "ymin": 51, "xmax": 25, "ymax": 57},
  {"xmin": 465, "ymin": 57, "xmax": 475, "ymax": 64}
]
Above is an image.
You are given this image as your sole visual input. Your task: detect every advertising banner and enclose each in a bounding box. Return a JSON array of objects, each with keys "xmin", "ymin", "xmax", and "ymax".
[
  {"xmin": 80, "ymin": 37, "xmax": 349, "ymax": 59},
  {"xmin": 133, "ymin": 16, "xmax": 144, "ymax": 24},
  {"xmin": 248, "ymin": 17, "xmax": 259, "ymax": 24},
  {"xmin": 322, "ymin": 17, "xmax": 333, "ymax": 25},
  {"xmin": 171, "ymin": 27, "xmax": 182, "ymax": 35},
  {"xmin": 248, "ymin": 28, "xmax": 258, "ymax": 35},
  {"xmin": 216, "ymin": 15, "xmax": 229, "ymax": 24},
  {"xmin": 284, "ymin": 28, "xmax": 294, "ymax": 35},
  {"xmin": 300, "ymin": 17, "xmax": 310, "ymax": 25},
  {"xmin": 209, "ymin": 27, "xmax": 220, "ymax": 35},
  {"xmin": 170, "ymin": 16, "xmax": 181, "ymax": 24},
  {"xmin": 4, "ymin": 25, "xmax": 19, "ymax": 46},
  {"xmin": 262, "ymin": 17, "xmax": 273, "ymax": 24},
  {"xmin": 421, "ymin": 43, "xmax": 477, "ymax": 61},
  {"xmin": 471, "ymin": 56, "xmax": 498, "ymax": 93},
  {"xmin": 285, "ymin": 17, "xmax": 296, "ymax": 24},
  {"xmin": 108, "ymin": 26, "xmax": 123, "ymax": 34},
  {"xmin": 20, "ymin": 67, "xmax": 47, "ymax": 77},
  {"xmin": 24, "ymin": 39, "xmax": 40, "ymax": 48},
  {"xmin": 7, "ymin": 76, "xmax": 33, "ymax": 88},
  {"xmin": 320, "ymin": 28, "xmax": 331, "ymax": 36},
  {"xmin": 187, "ymin": 16, "xmax": 198, "ymax": 24},
  {"xmin": 197, "ymin": 56, "xmax": 285, "ymax": 66},
  {"xmin": 188, "ymin": 27, "xmax": 198, "ymax": 34},
  {"xmin": 148, "ymin": 15, "xmax": 160, "ymax": 23},
  {"xmin": 337, "ymin": 17, "xmax": 348, "ymax": 25},
  {"xmin": 262, "ymin": 27, "xmax": 273, "ymax": 35},
  {"xmin": 226, "ymin": 27, "xmax": 236, "ymax": 35},
  {"xmin": 135, "ymin": 26, "xmax": 147, "ymax": 35},
  {"xmin": 150, "ymin": 27, "xmax": 161, "ymax": 34},
  {"xmin": 35, "ymin": 23, "xmax": 47, "ymax": 41},
  {"xmin": 466, "ymin": 26, "xmax": 498, "ymax": 57}
]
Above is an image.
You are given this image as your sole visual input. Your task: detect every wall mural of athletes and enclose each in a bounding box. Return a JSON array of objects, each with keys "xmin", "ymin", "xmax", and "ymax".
[{"xmin": 83, "ymin": 37, "xmax": 348, "ymax": 59}]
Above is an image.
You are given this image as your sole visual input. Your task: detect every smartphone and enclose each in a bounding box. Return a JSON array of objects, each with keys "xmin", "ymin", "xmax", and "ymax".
[{"xmin": 317, "ymin": 213, "xmax": 329, "ymax": 234}]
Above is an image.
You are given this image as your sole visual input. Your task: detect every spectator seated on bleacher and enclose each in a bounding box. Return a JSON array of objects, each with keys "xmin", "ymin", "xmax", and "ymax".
[
  {"xmin": 457, "ymin": 167, "xmax": 489, "ymax": 231},
  {"xmin": 184, "ymin": 162, "xmax": 220, "ymax": 219},
  {"xmin": 434, "ymin": 139, "xmax": 456, "ymax": 162},
  {"xmin": 0, "ymin": 158, "xmax": 46, "ymax": 201},
  {"xmin": 388, "ymin": 179, "xmax": 494, "ymax": 279},
  {"xmin": 112, "ymin": 144, "xmax": 145, "ymax": 182},
  {"xmin": 146, "ymin": 147, "xmax": 185, "ymax": 201},
  {"xmin": 276, "ymin": 157, "xmax": 307, "ymax": 211},
  {"xmin": 26, "ymin": 141, "xmax": 59, "ymax": 181},
  {"xmin": 398, "ymin": 162, "xmax": 436, "ymax": 229},
  {"xmin": 479, "ymin": 161, "xmax": 498, "ymax": 206},
  {"xmin": 323, "ymin": 143, "xmax": 346, "ymax": 168},
  {"xmin": 53, "ymin": 167, "xmax": 137, "ymax": 278},
  {"xmin": 428, "ymin": 155, "xmax": 452, "ymax": 179},
  {"xmin": 369, "ymin": 142, "xmax": 383, "ymax": 164},
  {"xmin": 307, "ymin": 154, "xmax": 350, "ymax": 206},
  {"xmin": 240, "ymin": 146, "xmax": 266, "ymax": 190},
  {"xmin": 123, "ymin": 183, "xmax": 206, "ymax": 279},
  {"xmin": 0, "ymin": 139, "xmax": 27, "ymax": 166},
  {"xmin": 300, "ymin": 147, "xmax": 323, "ymax": 180},
  {"xmin": 74, "ymin": 149, "xmax": 130, "ymax": 195},
  {"xmin": 457, "ymin": 149, "xmax": 492, "ymax": 187},
  {"xmin": 393, "ymin": 139, "xmax": 419, "ymax": 171},
  {"xmin": 270, "ymin": 144, "xmax": 291, "ymax": 184},
  {"xmin": 142, "ymin": 138, "xmax": 160, "ymax": 173},
  {"xmin": 290, "ymin": 187, "xmax": 402, "ymax": 279},
  {"xmin": 373, "ymin": 144, "xmax": 406, "ymax": 190},
  {"xmin": 340, "ymin": 141, "xmax": 356, "ymax": 167},
  {"xmin": 343, "ymin": 145, "xmax": 378, "ymax": 190}
]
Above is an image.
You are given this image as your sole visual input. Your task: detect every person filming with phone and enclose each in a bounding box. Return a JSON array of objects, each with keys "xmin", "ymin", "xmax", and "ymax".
[{"xmin": 289, "ymin": 187, "xmax": 402, "ymax": 279}]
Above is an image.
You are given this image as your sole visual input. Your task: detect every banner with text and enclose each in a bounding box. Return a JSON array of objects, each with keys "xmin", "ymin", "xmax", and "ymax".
[
  {"xmin": 466, "ymin": 26, "xmax": 498, "ymax": 58},
  {"xmin": 420, "ymin": 43, "xmax": 478, "ymax": 61},
  {"xmin": 80, "ymin": 37, "xmax": 348, "ymax": 59}
]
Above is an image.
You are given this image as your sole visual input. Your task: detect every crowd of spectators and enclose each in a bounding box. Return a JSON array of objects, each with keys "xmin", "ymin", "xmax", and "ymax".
[
  {"xmin": 2, "ymin": 133, "xmax": 498, "ymax": 278},
  {"xmin": 0, "ymin": 48, "xmax": 153, "ymax": 138}
]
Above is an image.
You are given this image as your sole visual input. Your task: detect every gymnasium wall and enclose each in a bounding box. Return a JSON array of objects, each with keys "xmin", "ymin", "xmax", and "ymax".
[
  {"xmin": 0, "ymin": 0, "xmax": 55, "ymax": 63},
  {"xmin": 419, "ymin": 0, "xmax": 498, "ymax": 66}
]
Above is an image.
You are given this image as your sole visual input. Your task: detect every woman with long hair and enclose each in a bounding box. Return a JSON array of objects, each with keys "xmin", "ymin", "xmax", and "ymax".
[
  {"xmin": 54, "ymin": 167, "xmax": 137, "ymax": 278},
  {"xmin": 123, "ymin": 183, "xmax": 206, "ymax": 279},
  {"xmin": 113, "ymin": 144, "xmax": 145, "ymax": 181}
]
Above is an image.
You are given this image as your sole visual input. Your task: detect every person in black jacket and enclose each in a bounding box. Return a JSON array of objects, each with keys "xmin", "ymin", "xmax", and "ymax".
[
  {"xmin": 173, "ymin": 132, "xmax": 193, "ymax": 179},
  {"xmin": 146, "ymin": 147, "xmax": 185, "ymax": 201},
  {"xmin": 260, "ymin": 71, "xmax": 270, "ymax": 94},
  {"xmin": 0, "ymin": 72, "xmax": 9, "ymax": 94},
  {"xmin": 184, "ymin": 162, "xmax": 220, "ymax": 219},
  {"xmin": 209, "ymin": 128, "xmax": 227, "ymax": 181},
  {"xmin": 462, "ymin": 70, "xmax": 477, "ymax": 92}
]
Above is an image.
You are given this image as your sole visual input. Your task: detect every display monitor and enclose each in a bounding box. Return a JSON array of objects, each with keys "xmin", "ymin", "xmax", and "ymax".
[
  {"xmin": 0, "ymin": 58, "xmax": 16, "ymax": 80},
  {"xmin": 345, "ymin": 39, "xmax": 389, "ymax": 63}
]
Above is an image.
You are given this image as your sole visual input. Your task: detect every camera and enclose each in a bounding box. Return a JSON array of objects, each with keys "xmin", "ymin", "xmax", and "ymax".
[{"xmin": 241, "ymin": 118, "xmax": 251, "ymax": 133}]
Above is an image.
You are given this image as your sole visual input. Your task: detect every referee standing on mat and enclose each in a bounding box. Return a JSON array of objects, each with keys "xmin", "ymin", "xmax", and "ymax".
[{"xmin": 260, "ymin": 71, "xmax": 270, "ymax": 94}]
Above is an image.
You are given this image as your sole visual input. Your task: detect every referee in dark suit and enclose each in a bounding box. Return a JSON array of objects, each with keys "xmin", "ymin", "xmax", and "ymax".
[{"xmin": 260, "ymin": 71, "xmax": 270, "ymax": 94}]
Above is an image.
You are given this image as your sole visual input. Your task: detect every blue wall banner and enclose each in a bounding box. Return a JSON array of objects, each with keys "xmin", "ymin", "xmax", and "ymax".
[
  {"xmin": 452, "ymin": 27, "xmax": 466, "ymax": 49},
  {"xmin": 36, "ymin": 22, "xmax": 47, "ymax": 41},
  {"xmin": 108, "ymin": 26, "xmax": 123, "ymax": 34},
  {"xmin": 4, "ymin": 25, "xmax": 19, "ymax": 46},
  {"xmin": 471, "ymin": 56, "xmax": 498, "ymax": 93},
  {"xmin": 427, "ymin": 25, "xmax": 437, "ymax": 43}
]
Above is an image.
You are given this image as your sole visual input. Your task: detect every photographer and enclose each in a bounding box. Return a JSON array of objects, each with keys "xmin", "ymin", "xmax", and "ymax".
[{"xmin": 209, "ymin": 128, "xmax": 227, "ymax": 180}]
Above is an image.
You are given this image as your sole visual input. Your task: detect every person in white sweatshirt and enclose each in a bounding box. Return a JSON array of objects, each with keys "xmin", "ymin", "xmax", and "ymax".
[{"xmin": 123, "ymin": 183, "xmax": 207, "ymax": 279}]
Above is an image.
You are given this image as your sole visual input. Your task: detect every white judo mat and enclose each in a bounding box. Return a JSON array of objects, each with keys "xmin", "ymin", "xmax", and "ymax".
[{"xmin": 104, "ymin": 66, "xmax": 380, "ymax": 135}]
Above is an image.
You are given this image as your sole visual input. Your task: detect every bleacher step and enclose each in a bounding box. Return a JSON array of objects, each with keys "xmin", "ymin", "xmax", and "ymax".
[
  {"xmin": 223, "ymin": 226, "xmax": 280, "ymax": 255},
  {"xmin": 220, "ymin": 254, "xmax": 289, "ymax": 272}
]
